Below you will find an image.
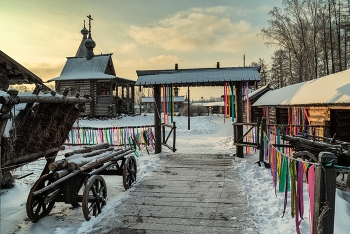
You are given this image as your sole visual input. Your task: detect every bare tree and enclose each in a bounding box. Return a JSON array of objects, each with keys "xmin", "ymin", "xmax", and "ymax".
[{"xmin": 262, "ymin": 0, "xmax": 350, "ymax": 87}]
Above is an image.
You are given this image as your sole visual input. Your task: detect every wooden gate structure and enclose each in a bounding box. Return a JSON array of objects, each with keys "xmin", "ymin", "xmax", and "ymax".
[
  {"xmin": 162, "ymin": 122, "xmax": 176, "ymax": 152},
  {"xmin": 135, "ymin": 63, "xmax": 261, "ymax": 157}
]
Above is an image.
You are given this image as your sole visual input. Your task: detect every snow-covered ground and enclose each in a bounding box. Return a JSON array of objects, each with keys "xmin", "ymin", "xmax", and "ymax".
[{"xmin": 1, "ymin": 114, "xmax": 350, "ymax": 234}]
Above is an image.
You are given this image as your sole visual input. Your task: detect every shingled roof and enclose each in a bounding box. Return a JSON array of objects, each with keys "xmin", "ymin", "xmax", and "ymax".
[{"xmin": 48, "ymin": 54, "xmax": 116, "ymax": 81}]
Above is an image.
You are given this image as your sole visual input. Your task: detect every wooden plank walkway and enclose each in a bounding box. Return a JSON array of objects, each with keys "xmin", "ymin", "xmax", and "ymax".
[{"xmin": 87, "ymin": 154, "xmax": 257, "ymax": 234}]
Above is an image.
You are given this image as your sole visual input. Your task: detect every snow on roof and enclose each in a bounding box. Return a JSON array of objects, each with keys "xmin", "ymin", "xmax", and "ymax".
[
  {"xmin": 248, "ymin": 84, "xmax": 271, "ymax": 100},
  {"xmin": 200, "ymin": 101, "xmax": 224, "ymax": 106},
  {"xmin": 141, "ymin": 96, "xmax": 185, "ymax": 103},
  {"xmin": 135, "ymin": 66, "xmax": 260, "ymax": 86},
  {"xmin": 48, "ymin": 54, "xmax": 116, "ymax": 81},
  {"xmin": 253, "ymin": 69, "xmax": 350, "ymax": 106}
]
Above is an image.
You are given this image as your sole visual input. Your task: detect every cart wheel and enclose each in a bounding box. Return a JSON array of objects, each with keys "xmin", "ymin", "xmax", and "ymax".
[
  {"xmin": 123, "ymin": 155, "xmax": 137, "ymax": 190},
  {"xmin": 82, "ymin": 175, "xmax": 107, "ymax": 221},
  {"xmin": 26, "ymin": 174, "xmax": 57, "ymax": 222}
]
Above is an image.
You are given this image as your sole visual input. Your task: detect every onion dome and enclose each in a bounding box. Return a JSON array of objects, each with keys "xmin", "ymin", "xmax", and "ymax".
[
  {"xmin": 85, "ymin": 33, "xmax": 95, "ymax": 59},
  {"xmin": 84, "ymin": 35, "xmax": 96, "ymax": 49},
  {"xmin": 81, "ymin": 26, "xmax": 89, "ymax": 37}
]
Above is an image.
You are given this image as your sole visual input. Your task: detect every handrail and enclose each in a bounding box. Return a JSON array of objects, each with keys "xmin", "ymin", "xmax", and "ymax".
[
  {"xmin": 161, "ymin": 122, "xmax": 176, "ymax": 152},
  {"xmin": 232, "ymin": 120, "xmax": 260, "ymax": 149}
]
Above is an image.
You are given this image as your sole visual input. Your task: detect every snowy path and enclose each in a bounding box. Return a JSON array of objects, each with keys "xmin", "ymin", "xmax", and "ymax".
[{"xmin": 86, "ymin": 153, "xmax": 256, "ymax": 234}]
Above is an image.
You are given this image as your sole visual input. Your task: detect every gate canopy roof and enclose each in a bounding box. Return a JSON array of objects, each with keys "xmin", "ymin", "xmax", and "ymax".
[{"xmin": 135, "ymin": 66, "xmax": 260, "ymax": 87}]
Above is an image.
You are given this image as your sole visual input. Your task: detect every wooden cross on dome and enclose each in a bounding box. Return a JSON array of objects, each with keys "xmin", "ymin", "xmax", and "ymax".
[{"xmin": 87, "ymin": 15, "xmax": 93, "ymax": 33}]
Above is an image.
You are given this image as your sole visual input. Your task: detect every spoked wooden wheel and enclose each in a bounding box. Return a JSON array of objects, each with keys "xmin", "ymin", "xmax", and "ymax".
[
  {"xmin": 82, "ymin": 175, "xmax": 107, "ymax": 221},
  {"xmin": 26, "ymin": 173, "xmax": 57, "ymax": 222},
  {"xmin": 123, "ymin": 155, "xmax": 137, "ymax": 190}
]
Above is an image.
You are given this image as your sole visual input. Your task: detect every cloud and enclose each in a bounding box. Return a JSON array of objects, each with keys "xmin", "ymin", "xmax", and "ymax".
[
  {"xmin": 113, "ymin": 55, "xmax": 180, "ymax": 79},
  {"xmin": 23, "ymin": 58, "xmax": 66, "ymax": 82},
  {"xmin": 120, "ymin": 43, "xmax": 137, "ymax": 54},
  {"xmin": 124, "ymin": 6, "xmax": 260, "ymax": 53}
]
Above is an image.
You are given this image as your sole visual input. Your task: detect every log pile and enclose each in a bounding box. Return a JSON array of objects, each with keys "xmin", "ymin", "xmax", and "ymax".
[
  {"xmin": 47, "ymin": 143, "xmax": 134, "ymax": 180},
  {"xmin": 0, "ymin": 85, "xmax": 91, "ymax": 172}
]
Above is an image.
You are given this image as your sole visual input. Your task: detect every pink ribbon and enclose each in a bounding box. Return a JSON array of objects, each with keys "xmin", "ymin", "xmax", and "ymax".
[{"xmin": 307, "ymin": 165, "xmax": 316, "ymax": 234}]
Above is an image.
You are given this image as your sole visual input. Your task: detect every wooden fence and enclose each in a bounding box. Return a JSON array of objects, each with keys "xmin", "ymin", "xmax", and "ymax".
[{"xmin": 65, "ymin": 125, "xmax": 155, "ymax": 154}]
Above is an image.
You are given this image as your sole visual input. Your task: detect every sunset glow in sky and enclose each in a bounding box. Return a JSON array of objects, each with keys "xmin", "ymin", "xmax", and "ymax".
[{"xmin": 1, "ymin": 0, "xmax": 281, "ymax": 99}]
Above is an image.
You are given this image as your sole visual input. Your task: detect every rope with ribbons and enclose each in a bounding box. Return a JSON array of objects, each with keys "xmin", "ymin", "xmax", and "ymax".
[{"xmin": 65, "ymin": 125, "xmax": 155, "ymax": 156}]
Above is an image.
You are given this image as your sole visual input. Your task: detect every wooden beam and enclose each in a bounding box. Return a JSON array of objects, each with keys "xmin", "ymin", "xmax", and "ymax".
[
  {"xmin": 313, "ymin": 165, "xmax": 336, "ymax": 234},
  {"xmin": 259, "ymin": 117, "xmax": 266, "ymax": 162},
  {"xmin": 235, "ymin": 82, "xmax": 244, "ymax": 158},
  {"xmin": 154, "ymin": 85, "xmax": 162, "ymax": 153},
  {"xmin": 187, "ymin": 86, "xmax": 190, "ymax": 130}
]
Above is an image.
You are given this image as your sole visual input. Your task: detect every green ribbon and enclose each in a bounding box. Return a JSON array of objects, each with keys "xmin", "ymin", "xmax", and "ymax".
[
  {"xmin": 279, "ymin": 156, "xmax": 289, "ymax": 193},
  {"xmin": 289, "ymin": 160, "xmax": 297, "ymax": 218}
]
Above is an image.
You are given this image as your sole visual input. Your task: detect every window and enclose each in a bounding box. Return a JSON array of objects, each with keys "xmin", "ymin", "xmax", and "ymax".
[{"xmin": 97, "ymin": 83, "xmax": 111, "ymax": 96}]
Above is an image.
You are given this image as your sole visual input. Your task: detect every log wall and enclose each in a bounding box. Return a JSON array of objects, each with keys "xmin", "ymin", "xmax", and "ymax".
[
  {"xmin": 56, "ymin": 80, "xmax": 92, "ymax": 116},
  {"xmin": 244, "ymin": 96, "xmax": 263, "ymax": 123},
  {"xmin": 309, "ymin": 107, "xmax": 330, "ymax": 126},
  {"xmin": 308, "ymin": 107, "xmax": 330, "ymax": 137},
  {"xmin": 251, "ymin": 106, "xmax": 263, "ymax": 123},
  {"xmin": 94, "ymin": 104, "xmax": 111, "ymax": 116},
  {"xmin": 268, "ymin": 106, "xmax": 276, "ymax": 124},
  {"xmin": 56, "ymin": 79, "xmax": 135, "ymax": 117}
]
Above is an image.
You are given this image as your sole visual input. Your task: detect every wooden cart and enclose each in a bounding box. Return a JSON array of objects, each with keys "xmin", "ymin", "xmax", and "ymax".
[
  {"xmin": 0, "ymin": 86, "xmax": 137, "ymax": 222},
  {"xmin": 282, "ymin": 133, "xmax": 350, "ymax": 166},
  {"xmin": 26, "ymin": 143, "xmax": 137, "ymax": 222}
]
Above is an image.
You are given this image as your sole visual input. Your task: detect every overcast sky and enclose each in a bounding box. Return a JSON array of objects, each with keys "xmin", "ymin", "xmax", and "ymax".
[{"xmin": 1, "ymin": 0, "xmax": 282, "ymax": 100}]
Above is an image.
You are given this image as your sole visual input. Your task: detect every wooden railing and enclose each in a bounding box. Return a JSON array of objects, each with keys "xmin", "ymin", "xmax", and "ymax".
[
  {"xmin": 162, "ymin": 122, "xmax": 176, "ymax": 152},
  {"xmin": 232, "ymin": 120, "xmax": 262, "ymax": 149}
]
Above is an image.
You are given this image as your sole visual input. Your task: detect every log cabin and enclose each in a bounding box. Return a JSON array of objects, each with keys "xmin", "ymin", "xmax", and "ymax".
[
  {"xmin": 253, "ymin": 69, "xmax": 350, "ymax": 142},
  {"xmin": 244, "ymin": 83, "xmax": 271, "ymax": 123},
  {"xmin": 49, "ymin": 18, "xmax": 135, "ymax": 118}
]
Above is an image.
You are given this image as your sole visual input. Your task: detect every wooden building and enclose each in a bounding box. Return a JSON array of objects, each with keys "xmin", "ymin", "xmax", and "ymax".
[
  {"xmin": 141, "ymin": 95, "xmax": 185, "ymax": 113},
  {"xmin": 244, "ymin": 84, "xmax": 271, "ymax": 123},
  {"xmin": 253, "ymin": 69, "xmax": 350, "ymax": 142},
  {"xmin": 49, "ymin": 18, "xmax": 135, "ymax": 117}
]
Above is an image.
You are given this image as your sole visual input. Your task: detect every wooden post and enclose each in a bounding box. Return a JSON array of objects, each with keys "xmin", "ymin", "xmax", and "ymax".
[
  {"xmin": 0, "ymin": 99, "xmax": 12, "ymax": 185},
  {"xmin": 90, "ymin": 80, "xmax": 94, "ymax": 117},
  {"xmin": 187, "ymin": 86, "xmax": 190, "ymax": 130},
  {"xmin": 173, "ymin": 121, "xmax": 176, "ymax": 152},
  {"xmin": 131, "ymin": 84, "xmax": 135, "ymax": 114},
  {"xmin": 109, "ymin": 81, "xmax": 113, "ymax": 104},
  {"xmin": 258, "ymin": 117, "xmax": 266, "ymax": 164},
  {"xmin": 313, "ymin": 152, "xmax": 337, "ymax": 234},
  {"xmin": 235, "ymin": 82, "xmax": 244, "ymax": 158},
  {"xmin": 116, "ymin": 82, "xmax": 119, "ymax": 114},
  {"xmin": 126, "ymin": 84, "xmax": 130, "ymax": 113},
  {"xmin": 154, "ymin": 85, "xmax": 162, "ymax": 153}
]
